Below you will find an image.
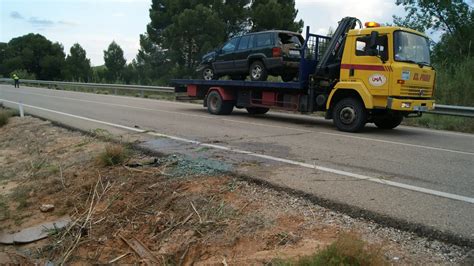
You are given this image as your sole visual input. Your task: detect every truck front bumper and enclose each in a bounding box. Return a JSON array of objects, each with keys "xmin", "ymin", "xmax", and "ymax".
[{"xmin": 387, "ymin": 97, "xmax": 435, "ymax": 112}]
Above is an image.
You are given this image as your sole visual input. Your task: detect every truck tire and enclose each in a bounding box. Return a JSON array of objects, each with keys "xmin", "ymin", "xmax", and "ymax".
[
  {"xmin": 207, "ymin": 91, "xmax": 234, "ymax": 115},
  {"xmin": 249, "ymin": 61, "xmax": 268, "ymax": 81},
  {"xmin": 374, "ymin": 114, "xmax": 403, "ymax": 129},
  {"xmin": 246, "ymin": 107, "xmax": 269, "ymax": 115},
  {"xmin": 202, "ymin": 66, "xmax": 216, "ymax": 80},
  {"xmin": 333, "ymin": 98, "xmax": 367, "ymax": 132}
]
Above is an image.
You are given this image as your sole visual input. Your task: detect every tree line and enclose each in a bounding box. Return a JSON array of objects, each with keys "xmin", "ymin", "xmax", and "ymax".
[
  {"xmin": 0, "ymin": 0, "xmax": 302, "ymax": 85},
  {"xmin": 0, "ymin": 0, "xmax": 472, "ymax": 105}
]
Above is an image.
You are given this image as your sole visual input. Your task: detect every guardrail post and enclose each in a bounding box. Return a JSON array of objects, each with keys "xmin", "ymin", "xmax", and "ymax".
[
  {"xmin": 19, "ymin": 101, "xmax": 24, "ymax": 118},
  {"xmin": 114, "ymin": 88, "xmax": 118, "ymax": 95},
  {"xmin": 140, "ymin": 90, "xmax": 144, "ymax": 98}
]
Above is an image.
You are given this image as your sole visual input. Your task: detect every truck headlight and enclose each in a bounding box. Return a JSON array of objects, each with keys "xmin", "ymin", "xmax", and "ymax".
[{"xmin": 401, "ymin": 102, "xmax": 411, "ymax": 108}]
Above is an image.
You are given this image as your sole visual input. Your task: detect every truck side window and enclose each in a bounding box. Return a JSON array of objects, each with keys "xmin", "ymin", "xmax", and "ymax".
[
  {"xmin": 238, "ymin": 36, "xmax": 251, "ymax": 50},
  {"xmin": 355, "ymin": 35, "xmax": 388, "ymax": 61}
]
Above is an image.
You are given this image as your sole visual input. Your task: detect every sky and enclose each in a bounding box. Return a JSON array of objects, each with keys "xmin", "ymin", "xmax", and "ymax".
[{"xmin": 0, "ymin": 0, "xmax": 408, "ymax": 66}]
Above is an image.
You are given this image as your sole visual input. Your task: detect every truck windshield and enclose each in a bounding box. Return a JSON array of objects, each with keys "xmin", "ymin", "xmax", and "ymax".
[{"xmin": 394, "ymin": 31, "xmax": 431, "ymax": 66}]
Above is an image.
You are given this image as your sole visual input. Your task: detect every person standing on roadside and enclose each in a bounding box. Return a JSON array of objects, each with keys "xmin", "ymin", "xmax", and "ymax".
[{"xmin": 12, "ymin": 74, "xmax": 20, "ymax": 88}]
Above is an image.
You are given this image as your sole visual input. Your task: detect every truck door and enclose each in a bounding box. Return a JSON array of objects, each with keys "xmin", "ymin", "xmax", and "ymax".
[
  {"xmin": 213, "ymin": 37, "xmax": 239, "ymax": 74},
  {"xmin": 348, "ymin": 34, "xmax": 390, "ymax": 105}
]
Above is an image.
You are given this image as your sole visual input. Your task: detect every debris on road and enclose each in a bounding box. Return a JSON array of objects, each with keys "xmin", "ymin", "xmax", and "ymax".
[
  {"xmin": 39, "ymin": 204, "xmax": 55, "ymax": 212},
  {"xmin": 0, "ymin": 216, "xmax": 71, "ymax": 244}
]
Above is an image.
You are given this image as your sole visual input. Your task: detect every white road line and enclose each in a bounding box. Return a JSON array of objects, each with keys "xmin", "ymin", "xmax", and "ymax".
[
  {"xmin": 3, "ymin": 87, "xmax": 473, "ymax": 156},
  {"xmin": 2, "ymin": 98, "xmax": 473, "ymax": 204},
  {"xmin": 318, "ymin": 132, "xmax": 474, "ymax": 156}
]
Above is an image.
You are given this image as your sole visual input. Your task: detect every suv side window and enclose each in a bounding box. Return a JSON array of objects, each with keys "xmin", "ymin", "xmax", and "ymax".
[
  {"xmin": 256, "ymin": 33, "xmax": 273, "ymax": 47},
  {"xmin": 355, "ymin": 35, "xmax": 388, "ymax": 60},
  {"xmin": 222, "ymin": 38, "xmax": 239, "ymax": 53},
  {"xmin": 238, "ymin": 35, "xmax": 251, "ymax": 50}
]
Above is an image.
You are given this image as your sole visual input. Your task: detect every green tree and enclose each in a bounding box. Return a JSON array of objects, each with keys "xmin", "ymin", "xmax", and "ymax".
[
  {"xmin": 393, "ymin": 0, "xmax": 472, "ymax": 58},
  {"xmin": 0, "ymin": 34, "xmax": 65, "ymax": 80},
  {"xmin": 65, "ymin": 43, "xmax": 92, "ymax": 82},
  {"xmin": 164, "ymin": 4, "xmax": 226, "ymax": 73},
  {"xmin": 103, "ymin": 41, "xmax": 126, "ymax": 82},
  {"xmin": 250, "ymin": 0, "xmax": 303, "ymax": 32},
  {"xmin": 136, "ymin": 33, "xmax": 171, "ymax": 84}
]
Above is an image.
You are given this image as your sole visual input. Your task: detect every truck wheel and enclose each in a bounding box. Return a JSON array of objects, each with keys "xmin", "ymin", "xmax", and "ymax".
[
  {"xmin": 374, "ymin": 114, "xmax": 403, "ymax": 129},
  {"xmin": 202, "ymin": 66, "xmax": 216, "ymax": 80},
  {"xmin": 246, "ymin": 107, "xmax": 270, "ymax": 115},
  {"xmin": 249, "ymin": 61, "xmax": 268, "ymax": 81},
  {"xmin": 281, "ymin": 74, "xmax": 295, "ymax": 82},
  {"xmin": 207, "ymin": 91, "xmax": 234, "ymax": 115},
  {"xmin": 333, "ymin": 98, "xmax": 367, "ymax": 132}
]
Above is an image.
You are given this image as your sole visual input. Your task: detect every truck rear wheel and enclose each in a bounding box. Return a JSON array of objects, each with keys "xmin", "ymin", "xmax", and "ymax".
[
  {"xmin": 374, "ymin": 114, "xmax": 403, "ymax": 129},
  {"xmin": 207, "ymin": 91, "xmax": 234, "ymax": 115},
  {"xmin": 333, "ymin": 98, "xmax": 367, "ymax": 132},
  {"xmin": 246, "ymin": 107, "xmax": 269, "ymax": 115}
]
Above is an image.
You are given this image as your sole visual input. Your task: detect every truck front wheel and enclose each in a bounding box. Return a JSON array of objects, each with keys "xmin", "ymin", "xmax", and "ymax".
[
  {"xmin": 207, "ymin": 91, "xmax": 234, "ymax": 115},
  {"xmin": 333, "ymin": 98, "xmax": 367, "ymax": 132},
  {"xmin": 374, "ymin": 114, "xmax": 403, "ymax": 129}
]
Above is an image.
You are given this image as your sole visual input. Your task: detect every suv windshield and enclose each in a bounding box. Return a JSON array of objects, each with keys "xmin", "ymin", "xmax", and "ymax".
[{"xmin": 394, "ymin": 31, "xmax": 431, "ymax": 65}]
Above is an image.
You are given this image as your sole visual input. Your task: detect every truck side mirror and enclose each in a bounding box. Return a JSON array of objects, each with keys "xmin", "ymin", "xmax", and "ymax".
[{"xmin": 369, "ymin": 31, "xmax": 378, "ymax": 49}]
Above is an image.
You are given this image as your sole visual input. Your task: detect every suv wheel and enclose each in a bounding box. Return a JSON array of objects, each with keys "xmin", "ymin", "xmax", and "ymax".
[
  {"xmin": 333, "ymin": 98, "xmax": 367, "ymax": 132},
  {"xmin": 249, "ymin": 61, "xmax": 268, "ymax": 81},
  {"xmin": 202, "ymin": 66, "xmax": 215, "ymax": 80},
  {"xmin": 206, "ymin": 91, "xmax": 234, "ymax": 115}
]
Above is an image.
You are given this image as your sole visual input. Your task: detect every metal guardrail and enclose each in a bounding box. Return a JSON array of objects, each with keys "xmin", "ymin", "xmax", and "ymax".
[
  {"xmin": 0, "ymin": 78, "xmax": 174, "ymax": 97},
  {"xmin": 1, "ymin": 78, "xmax": 473, "ymax": 117},
  {"xmin": 428, "ymin": 104, "xmax": 474, "ymax": 118}
]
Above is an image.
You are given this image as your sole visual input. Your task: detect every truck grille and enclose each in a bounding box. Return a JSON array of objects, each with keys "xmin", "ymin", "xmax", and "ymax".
[{"xmin": 400, "ymin": 87, "xmax": 433, "ymax": 97}]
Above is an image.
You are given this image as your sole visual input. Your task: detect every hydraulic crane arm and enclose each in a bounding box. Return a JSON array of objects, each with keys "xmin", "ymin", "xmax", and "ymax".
[{"xmin": 315, "ymin": 17, "xmax": 361, "ymax": 80}]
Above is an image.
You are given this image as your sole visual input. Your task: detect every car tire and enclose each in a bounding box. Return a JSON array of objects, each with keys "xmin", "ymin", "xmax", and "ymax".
[
  {"xmin": 202, "ymin": 66, "xmax": 216, "ymax": 80},
  {"xmin": 333, "ymin": 98, "xmax": 367, "ymax": 132},
  {"xmin": 246, "ymin": 107, "xmax": 270, "ymax": 115},
  {"xmin": 207, "ymin": 91, "xmax": 234, "ymax": 115},
  {"xmin": 374, "ymin": 114, "xmax": 403, "ymax": 129},
  {"xmin": 249, "ymin": 61, "xmax": 268, "ymax": 81}
]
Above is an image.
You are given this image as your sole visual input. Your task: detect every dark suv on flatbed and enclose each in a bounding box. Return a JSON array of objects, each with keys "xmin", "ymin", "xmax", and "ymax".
[{"xmin": 197, "ymin": 30, "xmax": 304, "ymax": 82}]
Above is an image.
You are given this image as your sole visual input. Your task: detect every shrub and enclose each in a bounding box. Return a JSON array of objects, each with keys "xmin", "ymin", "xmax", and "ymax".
[
  {"xmin": 97, "ymin": 144, "xmax": 129, "ymax": 166},
  {"xmin": 276, "ymin": 233, "xmax": 386, "ymax": 266},
  {"xmin": 0, "ymin": 109, "xmax": 15, "ymax": 128}
]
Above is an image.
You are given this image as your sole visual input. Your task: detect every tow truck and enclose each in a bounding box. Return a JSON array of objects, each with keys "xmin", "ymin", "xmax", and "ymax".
[{"xmin": 172, "ymin": 17, "xmax": 435, "ymax": 132}]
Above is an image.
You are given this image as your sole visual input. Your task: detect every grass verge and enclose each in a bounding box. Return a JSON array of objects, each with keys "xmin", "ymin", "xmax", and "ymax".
[
  {"xmin": 403, "ymin": 114, "xmax": 474, "ymax": 133},
  {"xmin": 0, "ymin": 108, "xmax": 16, "ymax": 128},
  {"xmin": 275, "ymin": 233, "xmax": 385, "ymax": 266}
]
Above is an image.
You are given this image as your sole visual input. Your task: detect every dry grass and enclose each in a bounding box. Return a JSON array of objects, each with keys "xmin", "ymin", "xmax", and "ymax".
[
  {"xmin": 0, "ymin": 109, "xmax": 15, "ymax": 128},
  {"xmin": 276, "ymin": 233, "xmax": 386, "ymax": 266},
  {"xmin": 96, "ymin": 144, "xmax": 129, "ymax": 166}
]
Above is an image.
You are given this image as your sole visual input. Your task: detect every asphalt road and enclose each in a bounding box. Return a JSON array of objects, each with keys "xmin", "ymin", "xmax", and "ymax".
[{"xmin": 1, "ymin": 85, "xmax": 473, "ymax": 244}]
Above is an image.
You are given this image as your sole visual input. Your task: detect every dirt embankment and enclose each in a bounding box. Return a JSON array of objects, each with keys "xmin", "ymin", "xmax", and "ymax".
[{"xmin": 0, "ymin": 116, "xmax": 470, "ymax": 264}]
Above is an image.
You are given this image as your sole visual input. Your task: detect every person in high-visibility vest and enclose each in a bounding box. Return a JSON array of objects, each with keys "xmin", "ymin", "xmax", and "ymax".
[{"xmin": 12, "ymin": 74, "xmax": 20, "ymax": 88}]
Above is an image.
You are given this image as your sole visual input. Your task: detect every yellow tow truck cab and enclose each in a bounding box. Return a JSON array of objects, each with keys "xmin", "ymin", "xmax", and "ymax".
[{"xmin": 328, "ymin": 22, "xmax": 435, "ymax": 127}]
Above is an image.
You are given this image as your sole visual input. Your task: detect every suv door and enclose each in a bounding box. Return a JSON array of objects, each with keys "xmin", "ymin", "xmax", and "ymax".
[
  {"xmin": 233, "ymin": 35, "xmax": 254, "ymax": 73},
  {"xmin": 213, "ymin": 37, "xmax": 240, "ymax": 74}
]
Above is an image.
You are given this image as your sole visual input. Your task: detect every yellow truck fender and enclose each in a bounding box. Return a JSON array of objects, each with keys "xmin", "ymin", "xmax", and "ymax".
[{"xmin": 326, "ymin": 82, "xmax": 374, "ymax": 110}]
